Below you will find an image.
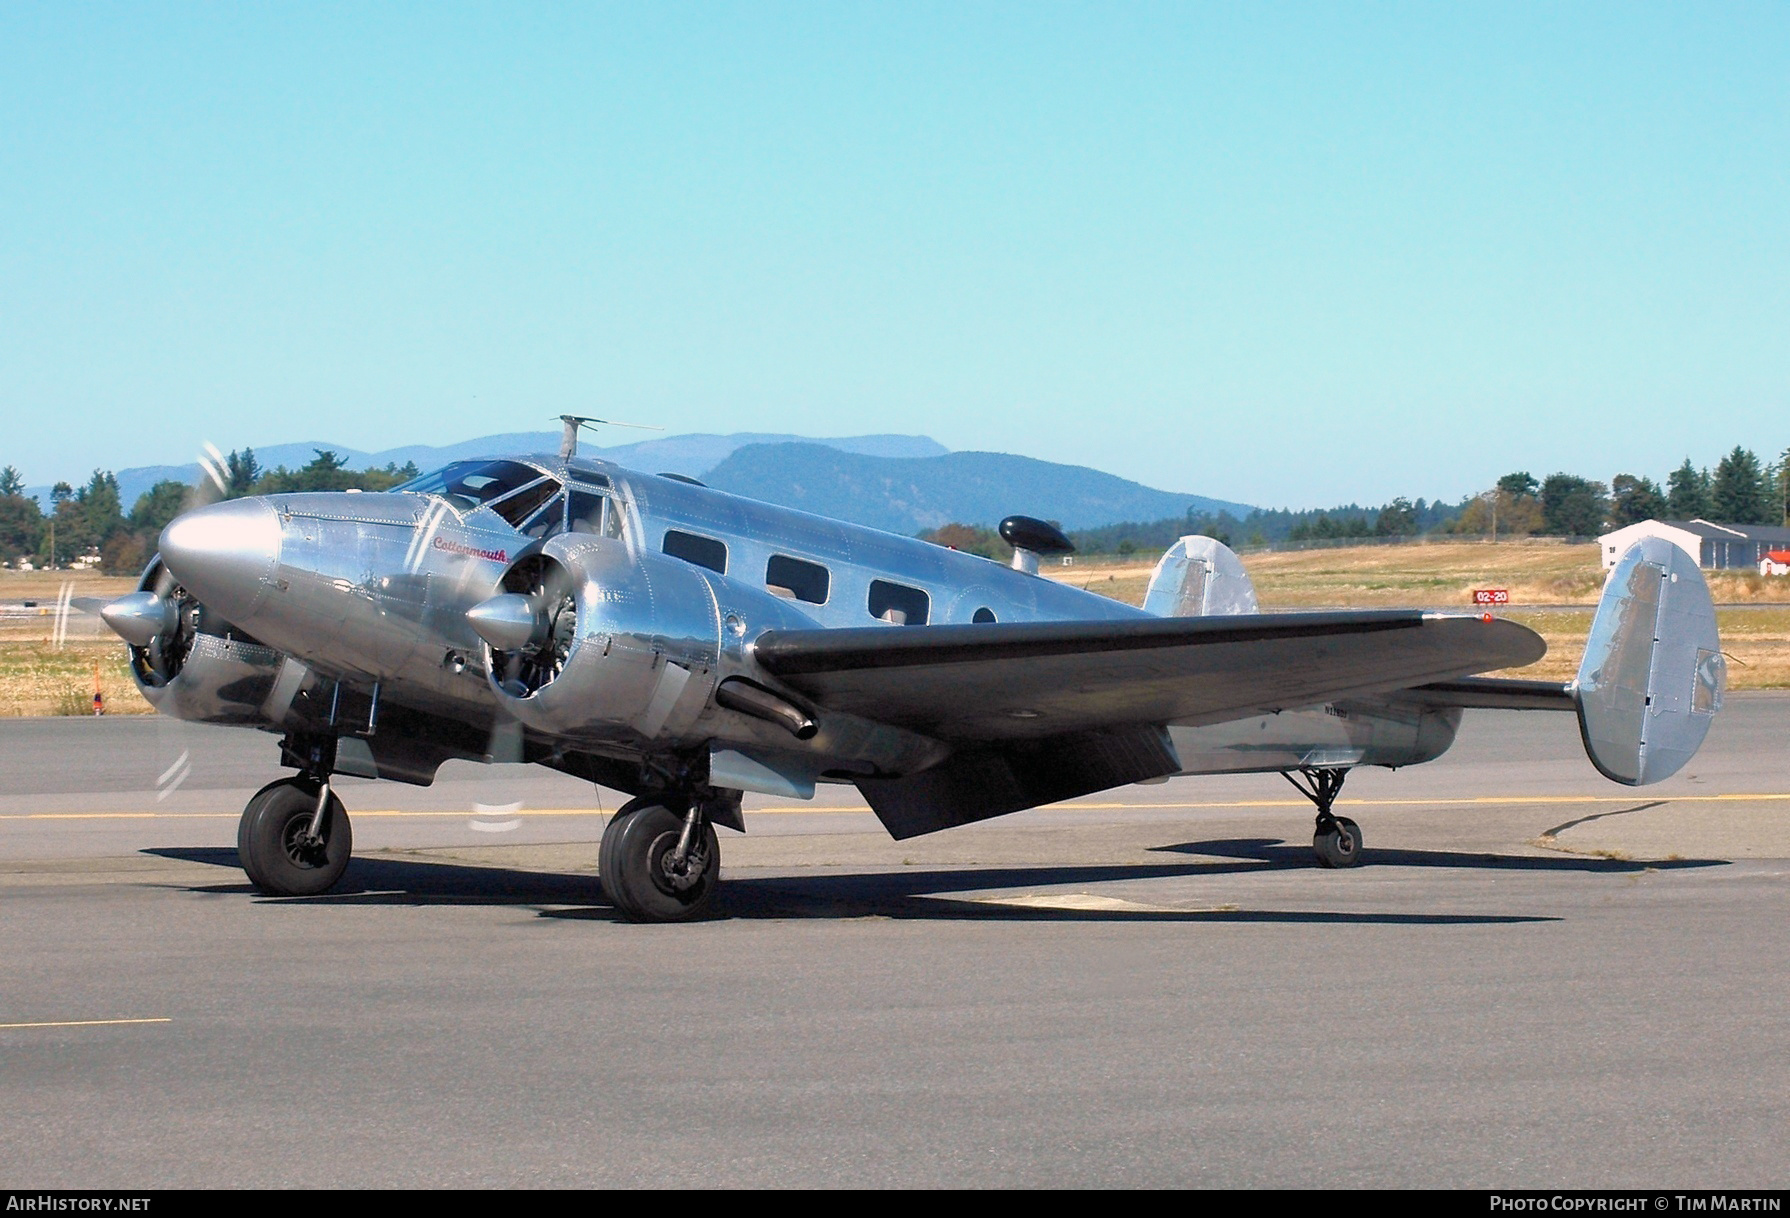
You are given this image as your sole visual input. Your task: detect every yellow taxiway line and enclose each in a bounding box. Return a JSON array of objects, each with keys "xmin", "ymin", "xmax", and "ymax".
[
  {"xmin": 3, "ymin": 792, "xmax": 1788, "ymax": 822},
  {"xmin": 0, "ymin": 1018, "xmax": 172, "ymax": 1030}
]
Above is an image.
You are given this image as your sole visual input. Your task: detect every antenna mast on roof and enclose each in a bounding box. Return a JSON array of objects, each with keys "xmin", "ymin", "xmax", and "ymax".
[{"xmin": 557, "ymin": 415, "xmax": 664, "ymax": 461}]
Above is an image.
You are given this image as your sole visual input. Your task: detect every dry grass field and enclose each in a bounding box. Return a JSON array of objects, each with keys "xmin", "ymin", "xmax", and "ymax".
[
  {"xmin": 0, "ymin": 571, "xmax": 152, "ymax": 716},
  {"xmin": 1051, "ymin": 539, "xmax": 1790, "ymax": 610},
  {"xmin": 0, "ymin": 640, "xmax": 151, "ymax": 717},
  {"xmin": 1050, "ymin": 539, "xmax": 1790, "ymax": 689},
  {"xmin": 3, "ymin": 540, "xmax": 1788, "ymax": 717}
]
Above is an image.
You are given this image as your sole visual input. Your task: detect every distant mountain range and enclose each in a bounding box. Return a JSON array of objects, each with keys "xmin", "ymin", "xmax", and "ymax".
[
  {"xmin": 704, "ymin": 444, "xmax": 1251, "ymax": 534},
  {"xmin": 32, "ymin": 430, "xmax": 1253, "ymax": 535},
  {"xmin": 34, "ymin": 431, "xmax": 948, "ymax": 512}
]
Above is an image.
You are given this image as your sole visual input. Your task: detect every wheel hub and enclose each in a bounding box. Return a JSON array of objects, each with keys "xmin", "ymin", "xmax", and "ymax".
[
  {"xmin": 280, "ymin": 814, "xmax": 328, "ymax": 868},
  {"xmin": 650, "ymin": 832, "xmax": 708, "ymax": 894}
]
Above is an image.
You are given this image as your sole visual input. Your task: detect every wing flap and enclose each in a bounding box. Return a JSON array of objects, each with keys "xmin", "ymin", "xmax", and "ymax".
[
  {"xmin": 859, "ymin": 725, "xmax": 1182, "ymax": 839},
  {"xmin": 752, "ymin": 611, "xmax": 1546, "ymax": 741}
]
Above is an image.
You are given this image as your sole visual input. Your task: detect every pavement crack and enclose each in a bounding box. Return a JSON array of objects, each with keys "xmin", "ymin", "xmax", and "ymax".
[
  {"xmin": 1532, "ymin": 801, "xmax": 1668, "ymax": 858},
  {"xmin": 1539, "ymin": 800, "xmax": 1668, "ymax": 841}
]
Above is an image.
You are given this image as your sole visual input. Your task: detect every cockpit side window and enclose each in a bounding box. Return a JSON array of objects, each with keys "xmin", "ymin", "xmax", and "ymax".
[
  {"xmin": 519, "ymin": 492, "xmax": 565, "ymax": 539},
  {"xmin": 488, "ymin": 477, "xmax": 561, "ymax": 527},
  {"xmin": 567, "ymin": 489, "xmax": 608, "ymax": 536},
  {"xmin": 395, "ymin": 460, "xmax": 551, "ymax": 514}
]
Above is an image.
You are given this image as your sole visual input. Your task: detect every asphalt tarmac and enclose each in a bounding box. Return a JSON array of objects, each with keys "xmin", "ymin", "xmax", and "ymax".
[{"xmin": 2, "ymin": 699, "xmax": 1787, "ymax": 1188}]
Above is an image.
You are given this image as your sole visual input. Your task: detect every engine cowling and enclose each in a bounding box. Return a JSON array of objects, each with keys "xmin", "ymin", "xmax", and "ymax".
[
  {"xmin": 474, "ymin": 535, "xmax": 727, "ymax": 743},
  {"xmin": 108, "ymin": 556, "xmax": 294, "ymax": 725}
]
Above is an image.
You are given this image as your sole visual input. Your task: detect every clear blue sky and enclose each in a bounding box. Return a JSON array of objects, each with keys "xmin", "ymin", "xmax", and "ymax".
[{"xmin": 2, "ymin": 2, "xmax": 1785, "ymax": 508}]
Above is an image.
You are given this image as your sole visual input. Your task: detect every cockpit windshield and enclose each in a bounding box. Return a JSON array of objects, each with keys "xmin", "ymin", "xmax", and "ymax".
[{"xmin": 395, "ymin": 460, "xmax": 561, "ymax": 526}]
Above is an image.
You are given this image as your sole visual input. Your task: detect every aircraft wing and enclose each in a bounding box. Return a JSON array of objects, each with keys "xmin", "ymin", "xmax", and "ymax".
[
  {"xmin": 753, "ymin": 610, "xmax": 1544, "ymax": 838},
  {"xmin": 752, "ymin": 610, "xmax": 1545, "ymax": 741}
]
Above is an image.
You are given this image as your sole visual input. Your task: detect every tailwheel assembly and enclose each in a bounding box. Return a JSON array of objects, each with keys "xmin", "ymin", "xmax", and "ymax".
[{"xmin": 1282, "ymin": 767, "xmax": 1363, "ymax": 869}]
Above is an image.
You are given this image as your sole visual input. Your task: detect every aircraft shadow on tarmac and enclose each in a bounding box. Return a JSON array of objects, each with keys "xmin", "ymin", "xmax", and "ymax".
[
  {"xmin": 135, "ymin": 840, "xmax": 1729, "ymax": 925},
  {"xmin": 1151, "ymin": 837, "xmax": 1728, "ymax": 874}
]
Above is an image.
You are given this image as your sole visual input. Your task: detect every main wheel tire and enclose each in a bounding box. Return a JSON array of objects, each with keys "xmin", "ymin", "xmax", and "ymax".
[
  {"xmin": 596, "ymin": 798, "xmax": 635, "ymax": 901},
  {"xmin": 237, "ymin": 777, "xmax": 352, "ymax": 896},
  {"xmin": 1313, "ymin": 816, "xmax": 1363, "ymax": 869},
  {"xmin": 600, "ymin": 798, "xmax": 720, "ymax": 923}
]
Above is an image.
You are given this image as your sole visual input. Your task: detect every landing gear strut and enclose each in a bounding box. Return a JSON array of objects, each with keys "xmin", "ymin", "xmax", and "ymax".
[
  {"xmin": 1282, "ymin": 767, "xmax": 1362, "ymax": 868},
  {"xmin": 600, "ymin": 795, "xmax": 723, "ymax": 922}
]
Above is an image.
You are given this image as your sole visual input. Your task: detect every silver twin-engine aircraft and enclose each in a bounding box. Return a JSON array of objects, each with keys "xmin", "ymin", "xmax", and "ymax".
[{"xmin": 101, "ymin": 419, "xmax": 1727, "ymax": 921}]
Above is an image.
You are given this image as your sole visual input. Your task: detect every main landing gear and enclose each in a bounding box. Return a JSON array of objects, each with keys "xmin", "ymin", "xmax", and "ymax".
[
  {"xmin": 238, "ymin": 735, "xmax": 353, "ymax": 896},
  {"xmin": 1282, "ymin": 766, "xmax": 1362, "ymax": 869},
  {"xmin": 599, "ymin": 792, "xmax": 730, "ymax": 922},
  {"xmin": 238, "ymin": 774, "xmax": 353, "ymax": 896}
]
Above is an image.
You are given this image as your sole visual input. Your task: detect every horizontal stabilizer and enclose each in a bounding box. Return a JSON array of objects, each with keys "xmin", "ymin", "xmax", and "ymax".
[
  {"xmin": 1574, "ymin": 538, "xmax": 1724, "ymax": 785},
  {"xmin": 1401, "ymin": 677, "xmax": 1577, "ymax": 711}
]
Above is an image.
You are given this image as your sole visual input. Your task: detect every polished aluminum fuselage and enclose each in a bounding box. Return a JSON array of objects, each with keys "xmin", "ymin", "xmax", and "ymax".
[{"xmin": 138, "ymin": 452, "xmax": 1459, "ymax": 785}]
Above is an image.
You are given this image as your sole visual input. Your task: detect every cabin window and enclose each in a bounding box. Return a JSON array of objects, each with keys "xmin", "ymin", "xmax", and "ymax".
[
  {"xmin": 766, "ymin": 555, "xmax": 830, "ymax": 605},
  {"xmin": 972, "ymin": 607, "xmax": 997, "ymax": 623},
  {"xmin": 868, "ymin": 579, "xmax": 929, "ymax": 626},
  {"xmin": 489, "ymin": 478, "xmax": 561, "ymax": 528},
  {"xmin": 663, "ymin": 529, "xmax": 727, "ymax": 574}
]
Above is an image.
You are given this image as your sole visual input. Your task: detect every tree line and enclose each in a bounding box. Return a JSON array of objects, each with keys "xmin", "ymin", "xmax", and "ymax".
[
  {"xmin": 1440, "ymin": 448, "xmax": 1787, "ymax": 540},
  {"xmin": 923, "ymin": 444, "xmax": 1790, "ymax": 557},
  {"xmin": 0, "ymin": 449, "xmax": 420, "ymax": 574}
]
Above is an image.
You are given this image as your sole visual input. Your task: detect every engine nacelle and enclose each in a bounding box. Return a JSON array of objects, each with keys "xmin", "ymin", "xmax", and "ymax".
[
  {"xmin": 478, "ymin": 535, "xmax": 737, "ymax": 743},
  {"xmin": 116, "ymin": 557, "xmax": 295, "ymax": 726}
]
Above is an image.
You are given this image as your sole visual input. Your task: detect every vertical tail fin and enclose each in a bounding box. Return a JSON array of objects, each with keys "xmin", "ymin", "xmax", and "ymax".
[
  {"xmin": 1575, "ymin": 537, "xmax": 1724, "ymax": 785},
  {"xmin": 1142, "ymin": 536, "xmax": 1259, "ymax": 617}
]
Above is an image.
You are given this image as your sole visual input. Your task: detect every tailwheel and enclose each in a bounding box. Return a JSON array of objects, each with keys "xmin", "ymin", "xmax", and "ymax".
[
  {"xmin": 1313, "ymin": 814, "xmax": 1363, "ymax": 869},
  {"xmin": 600, "ymin": 797, "xmax": 720, "ymax": 922},
  {"xmin": 237, "ymin": 776, "xmax": 353, "ymax": 896},
  {"xmin": 1282, "ymin": 767, "xmax": 1363, "ymax": 869}
]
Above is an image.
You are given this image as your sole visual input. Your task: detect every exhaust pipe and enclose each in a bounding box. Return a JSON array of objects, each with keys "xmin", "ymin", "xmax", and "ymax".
[{"xmin": 715, "ymin": 678, "xmax": 818, "ymax": 740}]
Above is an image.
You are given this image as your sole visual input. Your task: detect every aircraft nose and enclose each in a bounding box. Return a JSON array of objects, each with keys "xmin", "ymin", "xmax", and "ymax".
[{"xmin": 158, "ymin": 497, "xmax": 282, "ymax": 622}]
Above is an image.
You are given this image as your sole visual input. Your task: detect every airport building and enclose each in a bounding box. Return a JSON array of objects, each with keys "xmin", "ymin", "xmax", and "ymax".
[{"xmin": 1598, "ymin": 518, "xmax": 1790, "ymax": 572}]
